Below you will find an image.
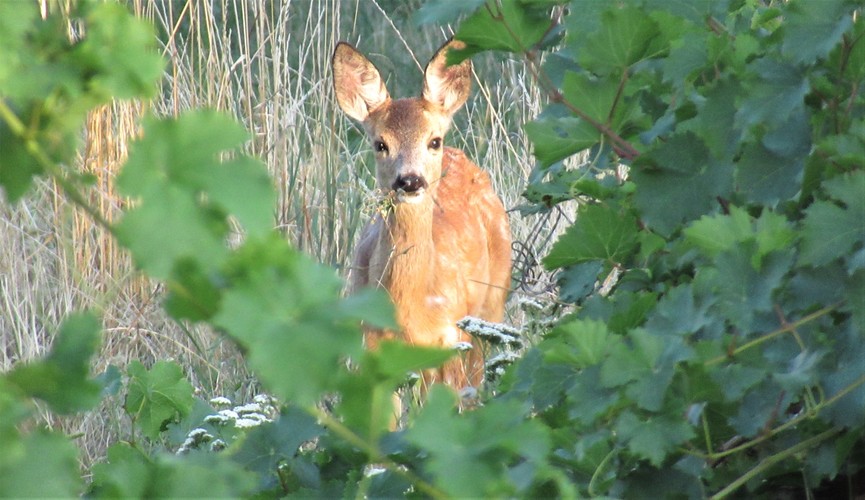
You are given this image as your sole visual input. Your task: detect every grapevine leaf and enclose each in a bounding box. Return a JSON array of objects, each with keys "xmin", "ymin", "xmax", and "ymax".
[
  {"xmin": 0, "ymin": 430, "xmax": 82, "ymax": 497},
  {"xmin": 124, "ymin": 361, "xmax": 195, "ymax": 440},
  {"xmin": 800, "ymin": 172, "xmax": 865, "ymax": 267},
  {"xmin": 580, "ymin": 5, "xmax": 665, "ymax": 75},
  {"xmin": 6, "ymin": 312, "xmax": 102, "ymax": 414},
  {"xmin": 455, "ymin": 0, "xmax": 551, "ymax": 55},
  {"xmin": 615, "ymin": 410, "xmax": 695, "ymax": 466},
  {"xmin": 525, "ymin": 115, "xmax": 599, "ymax": 167},
  {"xmin": 543, "ymin": 203, "xmax": 639, "ymax": 269},
  {"xmin": 231, "ymin": 407, "xmax": 323, "ymax": 490},
  {"xmin": 407, "ymin": 387, "xmax": 551, "ymax": 497},
  {"xmin": 213, "ymin": 236, "xmax": 363, "ymax": 405},
  {"xmin": 90, "ymin": 443, "xmax": 151, "ymax": 498},
  {"xmin": 781, "ymin": 0, "xmax": 855, "ymax": 65},
  {"xmin": 632, "ymin": 133, "xmax": 732, "ymax": 236}
]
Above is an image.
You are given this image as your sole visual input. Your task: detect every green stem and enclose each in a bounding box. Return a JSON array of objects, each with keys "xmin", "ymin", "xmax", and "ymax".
[
  {"xmin": 705, "ymin": 304, "xmax": 840, "ymax": 367},
  {"xmin": 587, "ymin": 448, "xmax": 616, "ymax": 497},
  {"xmin": 305, "ymin": 406, "xmax": 448, "ymax": 500},
  {"xmin": 709, "ymin": 427, "xmax": 843, "ymax": 500}
]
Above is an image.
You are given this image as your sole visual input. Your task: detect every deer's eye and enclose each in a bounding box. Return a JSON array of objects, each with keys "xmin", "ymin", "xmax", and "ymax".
[
  {"xmin": 428, "ymin": 137, "xmax": 442, "ymax": 150},
  {"xmin": 374, "ymin": 140, "xmax": 389, "ymax": 153}
]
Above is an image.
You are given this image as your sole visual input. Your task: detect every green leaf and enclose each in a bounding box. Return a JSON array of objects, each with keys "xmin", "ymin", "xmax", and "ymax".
[
  {"xmin": 455, "ymin": 0, "xmax": 551, "ymax": 54},
  {"xmin": 543, "ymin": 203, "xmax": 639, "ymax": 269},
  {"xmin": 615, "ymin": 410, "xmax": 695, "ymax": 466},
  {"xmin": 601, "ymin": 328, "xmax": 693, "ymax": 411},
  {"xmin": 151, "ymin": 454, "xmax": 257, "ymax": 497},
  {"xmin": 524, "ymin": 115, "xmax": 600, "ymax": 167},
  {"xmin": 407, "ymin": 386, "xmax": 551, "ymax": 497},
  {"xmin": 695, "ymin": 244, "xmax": 794, "ymax": 332},
  {"xmin": 339, "ymin": 342, "xmax": 454, "ymax": 442},
  {"xmin": 799, "ymin": 172, "xmax": 865, "ymax": 267},
  {"xmin": 0, "ymin": 430, "xmax": 82, "ymax": 497},
  {"xmin": 736, "ymin": 58, "xmax": 808, "ymax": 131},
  {"xmin": 580, "ymin": 5, "xmax": 665, "ymax": 75},
  {"xmin": 115, "ymin": 111, "xmax": 263, "ymax": 278},
  {"xmin": 125, "ymin": 361, "xmax": 195, "ymax": 440},
  {"xmin": 632, "ymin": 132, "xmax": 732, "ymax": 236},
  {"xmin": 684, "ymin": 206, "xmax": 795, "ymax": 268},
  {"xmin": 562, "ymin": 71, "xmax": 618, "ymax": 125},
  {"xmin": 213, "ymin": 236, "xmax": 362, "ymax": 405},
  {"xmin": 90, "ymin": 443, "xmax": 151, "ymax": 499},
  {"xmin": 231, "ymin": 407, "xmax": 323, "ymax": 489},
  {"xmin": 781, "ymin": 0, "xmax": 855, "ymax": 65},
  {"xmin": 544, "ymin": 319, "xmax": 611, "ymax": 368},
  {"xmin": 71, "ymin": 2, "xmax": 164, "ymax": 99},
  {"xmin": 736, "ymin": 142, "xmax": 805, "ymax": 207},
  {"xmin": 6, "ymin": 312, "xmax": 102, "ymax": 414}
]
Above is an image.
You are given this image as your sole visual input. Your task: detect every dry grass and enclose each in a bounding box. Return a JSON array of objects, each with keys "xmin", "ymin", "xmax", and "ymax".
[{"xmin": 0, "ymin": 0, "xmax": 572, "ymax": 465}]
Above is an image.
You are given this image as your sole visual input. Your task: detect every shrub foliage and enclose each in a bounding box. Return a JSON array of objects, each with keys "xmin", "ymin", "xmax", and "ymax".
[{"xmin": 1, "ymin": 0, "xmax": 863, "ymax": 498}]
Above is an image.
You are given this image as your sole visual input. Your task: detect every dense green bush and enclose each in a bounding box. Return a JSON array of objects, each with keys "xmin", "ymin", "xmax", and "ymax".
[{"xmin": 1, "ymin": 0, "xmax": 862, "ymax": 498}]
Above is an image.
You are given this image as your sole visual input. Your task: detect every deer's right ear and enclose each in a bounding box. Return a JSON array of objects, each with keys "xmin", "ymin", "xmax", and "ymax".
[{"xmin": 332, "ymin": 42, "xmax": 390, "ymax": 122}]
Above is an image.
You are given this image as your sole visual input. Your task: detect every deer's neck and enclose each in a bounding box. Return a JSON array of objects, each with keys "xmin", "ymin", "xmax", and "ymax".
[{"xmin": 380, "ymin": 197, "xmax": 436, "ymax": 303}]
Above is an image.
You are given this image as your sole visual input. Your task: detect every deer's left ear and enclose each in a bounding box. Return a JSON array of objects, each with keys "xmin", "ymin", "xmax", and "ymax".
[{"xmin": 422, "ymin": 39, "xmax": 472, "ymax": 117}]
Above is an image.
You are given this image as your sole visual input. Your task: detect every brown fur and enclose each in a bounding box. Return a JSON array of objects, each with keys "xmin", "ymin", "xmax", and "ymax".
[{"xmin": 334, "ymin": 40, "xmax": 511, "ymax": 390}]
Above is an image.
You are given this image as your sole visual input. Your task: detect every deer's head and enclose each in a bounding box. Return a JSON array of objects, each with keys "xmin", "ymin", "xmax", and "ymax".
[{"xmin": 333, "ymin": 40, "xmax": 472, "ymax": 204}]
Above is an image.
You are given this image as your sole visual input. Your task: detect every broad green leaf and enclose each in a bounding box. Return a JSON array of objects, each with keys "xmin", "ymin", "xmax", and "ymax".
[
  {"xmin": 780, "ymin": 0, "xmax": 855, "ymax": 65},
  {"xmin": 114, "ymin": 185, "xmax": 228, "ymax": 279},
  {"xmin": 213, "ymin": 236, "xmax": 362, "ymax": 405},
  {"xmin": 151, "ymin": 454, "xmax": 257, "ymax": 497},
  {"xmin": 71, "ymin": 2, "xmax": 164, "ymax": 99},
  {"xmin": 562, "ymin": 71, "xmax": 618, "ymax": 125},
  {"xmin": 800, "ymin": 172, "xmax": 865, "ymax": 266},
  {"xmin": 565, "ymin": 366, "xmax": 619, "ymax": 424},
  {"xmin": 694, "ymin": 244, "xmax": 794, "ymax": 333},
  {"xmin": 524, "ymin": 115, "xmax": 599, "ymax": 167},
  {"xmin": 115, "ymin": 111, "xmax": 265, "ymax": 278},
  {"xmin": 615, "ymin": 410, "xmax": 695, "ymax": 466},
  {"xmin": 544, "ymin": 318, "xmax": 611, "ymax": 368},
  {"xmin": 231, "ymin": 407, "xmax": 323, "ymax": 490},
  {"xmin": 644, "ymin": 284, "xmax": 716, "ymax": 338},
  {"xmin": 6, "ymin": 312, "xmax": 102, "ymax": 414},
  {"xmin": 736, "ymin": 58, "xmax": 808, "ymax": 131},
  {"xmin": 632, "ymin": 133, "xmax": 733, "ymax": 236},
  {"xmin": 90, "ymin": 443, "xmax": 151, "ymax": 499},
  {"xmin": 0, "ymin": 1, "xmax": 38, "ymax": 89},
  {"xmin": 822, "ymin": 323, "xmax": 865, "ymax": 428},
  {"xmin": 125, "ymin": 361, "xmax": 195, "ymax": 440},
  {"xmin": 601, "ymin": 328, "xmax": 693, "ymax": 411},
  {"xmin": 556, "ymin": 260, "xmax": 603, "ymax": 303},
  {"xmin": 543, "ymin": 203, "xmax": 639, "ymax": 269},
  {"xmin": 455, "ymin": 0, "xmax": 551, "ymax": 55},
  {"xmin": 407, "ymin": 386, "xmax": 551, "ymax": 497},
  {"xmin": 684, "ymin": 206, "xmax": 795, "ymax": 268},
  {"xmin": 579, "ymin": 5, "xmax": 665, "ymax": 75},
  {"xmin": 0, "ymin": 430, "xmax": 82, "ymax": 497},
  {"xmin": 339, "ymin": 342, "xmax": 454, "ymax": 442}
]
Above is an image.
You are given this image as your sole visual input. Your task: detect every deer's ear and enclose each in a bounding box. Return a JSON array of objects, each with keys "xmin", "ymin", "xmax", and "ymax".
[
  {"xmin": 422, "ymin": 39, "xmax": 472, "ymax": 117},
  {"xmin": 332, "ymin": 42, "xmax": 390, "ymax": 122}
]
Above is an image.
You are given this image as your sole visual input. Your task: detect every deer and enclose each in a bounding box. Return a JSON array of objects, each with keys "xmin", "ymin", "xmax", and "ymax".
[{"xmin": 332, "ymin": 39, "xmax": 512, "ymax": 396}]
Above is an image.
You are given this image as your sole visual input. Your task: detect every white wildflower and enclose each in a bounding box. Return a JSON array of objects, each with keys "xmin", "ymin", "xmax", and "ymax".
[
  {"xmin": 458, "ymin": 316, "xmax": 523, "ymax": 348},
  {"xmin": 452, "ymin": 341, "xmax": 473, "ymax": 351},
  {"xmin": 209, "ymin": 396, "xmax": 232, "ymax": 407}
]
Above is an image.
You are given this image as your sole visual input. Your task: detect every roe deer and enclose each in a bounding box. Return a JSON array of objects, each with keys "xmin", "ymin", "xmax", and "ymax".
[{"xmin": 333, "ymin": 40, "xmax": 511, "ymax": 393}]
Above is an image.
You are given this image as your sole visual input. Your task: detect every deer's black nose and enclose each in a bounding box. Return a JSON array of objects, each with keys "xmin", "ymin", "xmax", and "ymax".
[{"xmin": 393, "ymin": 174, "xmax": 428, "ymax": 193}]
